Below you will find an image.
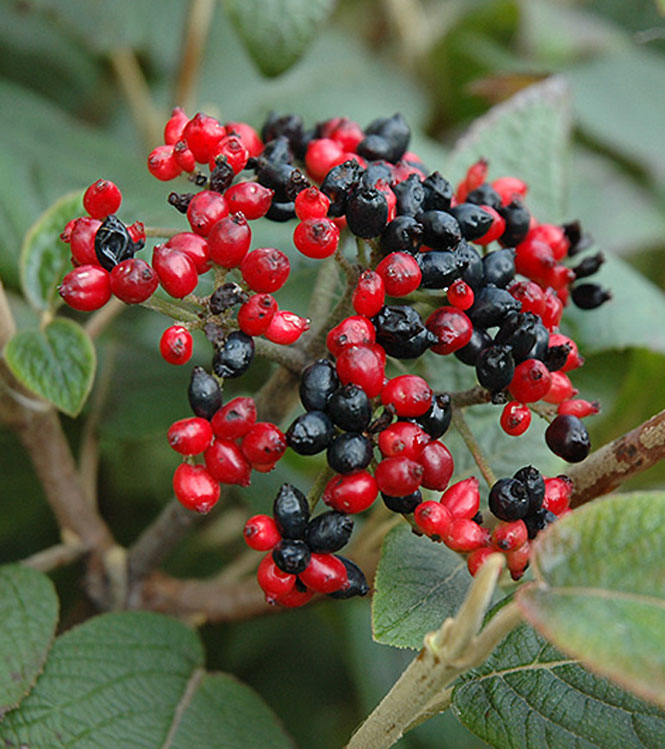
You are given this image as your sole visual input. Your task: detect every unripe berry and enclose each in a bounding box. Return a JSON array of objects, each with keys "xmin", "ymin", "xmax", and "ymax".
[
  {"xmin": 414, "ymin": 501, "xmax": 452, "ymax": 540},
  {"xmin": 204, "ymin": 438, "xmax": 252, "ymax": 486},
  {"xmin": 322, "ymin": 471, "xmax": 378, "ymax": 514}
]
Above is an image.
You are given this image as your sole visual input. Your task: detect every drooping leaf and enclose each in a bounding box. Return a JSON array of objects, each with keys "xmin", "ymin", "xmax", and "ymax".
[
  {"xmin": 222, "ymin": 0, "xmax": 335, "ymax": 77},
  {"xmin": 372, "ymin": 524, "xmax": 471, "ymax": 649},
  {"xmin": 20, "ymin": 190, "xmax": 83, "ymax": 313},
  {"xmin": 453, "ymin": 620, "xmax": 665, "ymax": 747},
  {"xmin": 0, "ymin": 566, "xmax": 58, "ymax": 718},
  {"xmin": 3, "ymin": 318, "xmax": 96, "ymax": 417},
  {"xmin": 517, "ymin": 492, "xmax": 665, "ymax": 708},
  {"xmin": 446, "ymin": 76, "xmax": 572, "ymax": 222}
]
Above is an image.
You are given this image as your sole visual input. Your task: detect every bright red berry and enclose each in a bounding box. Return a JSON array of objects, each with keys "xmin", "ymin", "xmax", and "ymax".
[
  {"xmin": 225, "ymin": 121, "xmax": 264, "ymax": 157},
  {"xmin": 327, "ymin": 316, "xmax": 376, "ymax": 357},
  {"xmin": 492, "ymin": 520, "xmax": 528, "ymax": 551},
  {"xmin": 224, "ymin": 182, "xmax": 274, "ymax": 220},
  {"xmin": 127, "ymin": 221, "xmax": 146, "ymax": 245},
  {"xmin": 305, "ymin": 138, "xmax": 345, "ymax": 183},
  {"xmin": 207, "ymin": 213, "xmax": 251, "ymax": 268},
  {"xmin": 274, "ymin": 586, "xmax": 315, "ymax": 608},
  {"xmin": 426, "ymin": 306, "xmax": 473, "ymax": 355},
  {"xmin": 237, "ymin": 294, "xmax": 278, "ymax": 336},
  {"xmin": 299, "ymin": 553, "xmax": 348, "ymax": 594},
  {"xmin": 173, "ymin": 463, "xmax": 220, "ymax": 513},
  {"xmin": 243, "ymin": 514, "xmax": 281, "ymax": 551},
  {"xmin": 467, "ymin": 547, "xmax": 495, "ymax": 577},
  {"xmin": 187, "ymin": 191, "xmax": 229, "ymax": 237},
  {"xmin": 557, "ymin": 399, "xmax": 600, "ymax": 418},
  {"xmin": 173, "ymin": 140, "xmax": 196, "ymax": 172},
  {"xmin": 204, "ymin": 438, "xmax": 252, "ymax": 486},
  {"xmin": 328, "ymin": 118, "xmax": 364, "ymax": 151},
  {"xmin": 257, "ymin": 553, "xmax": 295, "ymax": 603},
  {"xmin": 241, "ymin": 248, "xmax": 290, "ymax": 292},
  {"xmin": 59, "ymin": 265, "xmax": 111, "ymax": 311},
  {"xmin": 492, "ymin": 176, "xmax": 528, "ymax": 205},
  {"xmin": 542, "ymin": 288, "xmax": 564, "ymax": 330},
  {"xmin": 378, "ymin": 422, "xmax": 430, "ymax": 460},
  {"xmin": 159, "ymin": 325, "xmax": 193, "ymax": 365},
  {"xmin": 381, "ymin": 375, "xmax": 432, "ymax": 418},
  {"xmin": 530, "ymin": 223, "xmax": 569, "ymax": 261},
  {"xmin": 549, "ymin": 333, "xmax": 583, "ymax": 372},
  {"xmin": 211, "ymin": 397, "xmax": 257, "ymax": 440},
  {"xmin": 444, "ymin": 518, "xmax": 490, "ymax": 553},
  {"xmin": 167, "ymin": 417, "xmax": 213, "ymax": 455},
  {"xmin": 509, "ymin": 359, "xmax": 552, "ymax": 403},
  {"xmin": 109, "ymin": 258, "xmax": 158, "ymax": 304},
  {"xmin": 210, "ymin": 134, "xmax": 249, "ymax": 174},
  {"xmin": 322, "ymin": 470, "xmax": 378, "ymax": 514},
  {"xmin": 374, "ymin": 456, "xmax": 423, "ymax": 496},
  {"xmin": 500, "ymin": 401, "xmax": 531, "ymax": 436},
  {"xmin": 165, "ymin": 232, "xmax": 210, "ymax": 274},
  {"xmin": 447, "ymin": 279, "xmax": 474, "ymax": 310},
  {"xmin": 147, "ymin": 145, "xmax": 182, "ymax": 181},
  {"xmin": 70, "ymin": 217, "xmax": 101, "ymax": 266},
  {"xmin": 83, "ymin": 179, "xmax": 122, "ymax": 219},
  {"xmin": 182, "ymin": 113, "xmax": 226, "ymax": 163},
  {"xmin": 295, "ymin": 187, "xmax": 330, "ymax": 221},
  {"xmin": 508, "ymin": 279, "xmax": 547, "ymax": 318},
  {"xmin": 506, "ymin": 541, "xmax": 531, "ymax": 580},
  {"xmin": 473, "ymin": 205, "xmax": 505, "ymax": 245},
  {"xmin": 336, "ymin": 345, "xmax": 385, "ymax": 398},
  {"xmin": 376, "ymin": 252, "xmax": 422, "ymax": 297},
  {"xmin": 418, "ymin": 440, "xmax": 454, "ymax": 491},
  {"xmin": 440, "ymin": 477, "xmax": 480, "ymax": 519},
  {"xmin": 164, "ymin": 107, "xmax": 188, "ymax": 145},
  {"xmin": 515, "ymin": 237, "xmax": 555, "ymax": 284},
  {"xmin": 352, "ymin": 270, "xmax": 385, "ymax": 317},
  {"xmin": 241, "ymin": 423, "xmax": 287, "ymax": 468},
  {"xmin": 543, "ymin": 371, "xmax": 575, "ymax": 404},
  {"xmin": 293, "ymin": 218, "xmax": 340, "ymax": 259},
  {"xmin": 264, "ymin": 311, "xmax": 310, "ymax": 345},
  {"xmin": 414, "ymin": 501, "xmax": 452, "ymax": 541},
  {"xmin": 152, "ymin": 245, "xmax": 198, "ymax": 298},
  {"xmin": 457, "ymin": 159, "xmax": 488, "ymax": 202},
  {"xmin": 543, "ymin": 476, "xmax": 572, "ymax": 515}
]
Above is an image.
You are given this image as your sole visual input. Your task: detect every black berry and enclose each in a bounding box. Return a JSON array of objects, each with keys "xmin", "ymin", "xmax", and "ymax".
[
  {"xmin": 327, "ymin": 433, "xmax": 373, "ymax": 474},
  {"xmin": 212, "ymin": 331, "xmax": 255, "ymax": 378},
  {"xmin": 381, "ymin": 489, "xmax": 422, "ymax": 514},
  {"xmin": 489, "ymin": 477, "xmax": 530, "ymax": 521},
  {"xmin": 188, "ymin": 366, "xmax": 222, "ymax": 420},
  {"xmin": 476, "ymin": 345, "xmax": 515, "ymax": 392},
  {"xmin": 272, "ymin": 539, "xmax": 311, "ymax": 574},
  {"xmin": 513, "ymin": 465, "xmax": 545, "ymax": 514},
  {"xmin": 273, "ymin": 483, "xmax": 310, "ymax": 539},
  {"xmin": 326, "ymin": 384, "xmax": 372, "ymax": 432},
  {"xmin": 286, "ymin": 411, "xmax": 335, "ymax": 455},
  {"xmin": 545, "ymin": 414, "xmax": 591, "ymax": 463},
  {"xmin": 305, "ymin": 511, "xmax": 354, "ymax": 553},
  {"xmin": 300, "ymin": 359, "xmax": 340, "ymax": 411}
]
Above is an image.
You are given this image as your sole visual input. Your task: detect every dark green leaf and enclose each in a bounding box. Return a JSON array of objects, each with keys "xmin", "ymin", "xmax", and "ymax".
[
  {"xmin": 0, "ymin": 565, "xmax": 58, "ymax": 718},
  {"xmin": 20, "ymin": 190, "xmax": 83, "ymax": 313},
  {"xmin": 372, "ymin": 524, "xmax": 470, "ymax": 649},
  {"xmin": 517, "ymin": 492, "xmax": 665, "ymax": 708},
  {"xmin": 3, "ymin": 318, "xmax": 96, "ymax": 417},
  {"xmin": 446, "ymin": 76, "xmax": 571, "ymax": 222},
  {"xmin": 453, "ymin": 620, "xmax": 665, "ymax": 748},
  {"xmin": 223, "ymin": 0, "xmax": 335, "ymax": 77}
]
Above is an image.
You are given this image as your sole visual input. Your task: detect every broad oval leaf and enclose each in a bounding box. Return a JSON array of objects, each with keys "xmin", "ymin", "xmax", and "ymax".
[
  {"xmin": 517, "ymin": 492, "xmax": 665, "ymax": 708},
  {"xmin": 0, "ymin": 565, "xmax": 58, "ymax": 718},
  {"xmin": 453, "ymin": 620, "xmax": 665, "ymax": 748},
  {"xmin": 20, "ymin": 190, "xmax": 83, "ymax": 313},
  {"xmin": 223, "ymin": 0, "xmax": 335, "ymax": 77},
  {"xmin": 372, "ymin": 524, "xmax": 470, "ymax": 649},
  {"xmin": 3, "ymin": 318, "xmax": 96, "ymax": 417},
  {"xmin": 446, "ymin": 76, "xmax": 571, "ymax": 222}
]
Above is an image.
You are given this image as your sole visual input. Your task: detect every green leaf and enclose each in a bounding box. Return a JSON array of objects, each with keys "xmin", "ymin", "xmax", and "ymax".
[
  {"xmin": 222, "ymin": 0, "xmax": 335, "ymax": 77},
  {"xmin": 446, "ymin": 76, "xmax": 572, "ymax": 222},
  {"xmin": 1, "ymin": 611, "xmax": 293, "ymax": 747},
  {"xmin": 372, "ymin": 524, "xmax": 470, "ymax": 649},
  {"xmin": 453, "ymin": 620, "xmax": 665, "ymax": 748},
  {"xmin": 0, "ymin": 565, "xmax": 58, "ymax": 717},
  {"xmin": 562, "ymin": 254, "xmax": 665, "ymax": 355},
  {"xmin": 3, "ymin": 318, "xmax": 96, "ymax": 417},
  {"xmin": 517, "ymin": 492, "xmax": 665, "ymax": 708},
  {"xmin": 20, "ymin": 190, "xmax": 83, "ymax": 313}
]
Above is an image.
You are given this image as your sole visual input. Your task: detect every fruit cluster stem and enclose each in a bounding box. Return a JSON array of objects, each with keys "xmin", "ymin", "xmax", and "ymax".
[{"xmin": 452, "ymin": 407, "xmax": 497, "ymax": 488}]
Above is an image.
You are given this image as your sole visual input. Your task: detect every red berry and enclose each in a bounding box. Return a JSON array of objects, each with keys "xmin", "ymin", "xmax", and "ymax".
[
  {"xmin": 83, "ymin": 179, "xmax": 122, "ymax": 219},
  {"xmin": 542, "ymin": 288, "xmax": 564, "ymax": 330},
  {"xmin": 352, "ymin": 270, "xmax": 385, "ymax": 317},
  {"xmin": 152, "ymin": 245, "xmax": 198, "ymax": 298},
  {"xmin": 243, "ymin": 514, "xmax": 281, "ymax": 551},
  {"xmin": 543, "ymin": 371, "xmax": 575, "ymax": 404},
  {"xmin": 515, "ymin": 237, "xmax": 555, "ymax": 284},
  {"xmin": 322, "ymin": 470, "xmax": 378, "ymax": 514},
  {"xmin": 165, "ymin": 232, "xmax": 210, "ymax": 274},
  {"xmin": 506, "ymin": 541, "xmax": 531, "ymax": 580},
  {"xmin": 207, "ymin": 213, "xmax": 251, "ymax": 268},
  {"xmin": 328, "ymin": 118, "xmax": 364, "ymax": 151},
  {"xmin": 327, "ymin": 316, "xmax": 376, "ymax": 357},
  {"xmin": 211, "ymin": 396, "xmax": 257, "ymax": 440},
  {"xmin": 425, "ymin": 306, "xmax": 473, "ymax": 355},
  {"xmin": 173, "ymin": 140, "xmax": 196, "ymax": 172},
  {"xmin": 109, "ymin": 258, "xmax": 158, "ymax": 304},
  {"xmin": 183, "ymin": 113, "xmax": 225, "ymax": 163},
  {"xmin": 295, "ymin": 187, "xmax": 330, "ymax": 221},
  {"xmin": 147, "ymin": 145, "xmax": 182, "ymax": 181},
  {"xmin": 418, "ymin": 440, "xmax": 454, "ymax": 491},
  {"xmin": 299, "ymin": 553, "xmax": 348, "ymax": 594},
  {"xmin": 500, "ymin": 401, "xmax": 531, "ymax": 436},
  {"xmin": 293, "ymin": 218, "xmax": 340, "ymax": 259},
  {"xmin": 378, "ymin": 422, "xmax": 430, "ymax": 459},
  {"xmin": 225, "ymin": 121, "xmax": 263, "ymax": 157},
  {"xmin": 447, "ymin": 279, "xmax": 474, "ymax": 310},
  {"xmin": 173, "ymin": 463, "xmax": 220, "ymax": 513},
  {"xmin": 492, "ymin": 520, "xmax": 528, "ymax": 551},
  {"xmin": 224, "ymin": 182, "xmax": 274, "ymax": 220},
  {"xmin": 59, "ymin": 265, "xmax": 111, "ymax": 311},
  {"xmin": 336, "ymin": 345, "xmax": 385, "ymax": 398},
  {"xmin": 164, "ymin": 107, "xmax": 188, "ymax": 145},
  {"xmin": 440, "ymin": 477, "xmax": 480, "ymax": 519},
  {"xmin": 127, "ymin": 221, "xmax": 146, "ymax": 245},
  {"xmin": 414, "ymin": 501, "xmax": 452, "ymax": 540},
  {"xmin": 167, "ymin": 417, "xmax": 213, "ymax": 455},
  {"xmin": 467, "ymin": 547, "xmax": 495, "ymax": 577},
  {"xmin": 508, "ymin": 279, "xmax": 546, "ymax": 318},
  {"xmin": 457, "ymin": 159, "xmax": 488, "ymax": 202},
  {"xmin": 264, "ymin": 311, "xmax": 310, "ymax": 345},
  {"xmin": 376, "ymin": 252, "xmax": 422, "ymax": 297},
  {"xmin": 257, "ymin": 553, "xmax": 295, "ymax": 603},
  {"xmin": 210, "ymin": 134, "xmax": 249, "ymax": 174},
  {"xmin": 530, "ymin": 223, "xmax": 569, "ymax": 261},
  {"xmin": 374, "ymin": 456, "xmax": 423, "ymax": 496},
  {"xmin": 305, "ymin": 138, "xmax": 345, "ymax": 183},
  {"xmin": 274, "ymin": 586, "xmax": 315, "ymax": 608},
  {"xmin": 159, "ymin": 325, "xmax": 193, "ymax": 365},
  {"xmin": 509, "ymin": 359, "xmax": 552, "ymax": 403},
  {"xmin": 237, "ymin": 294, "xmax": 278, "ymax": 336},
  {"xmin": 187, "ymin": 191, "xmax": 229, "ymax": 237},
  {"xmin": 492, "ymin": 176, "xmax": 528, "ymax": 205},
  {"xmin": 557, "ymin": 399, "xmax": 600, "ymax": 418},
  {"xmin": 473, "ymin": 205, "xmax": 505, "ymax": 245},
  {"xmin": 241, "ymin": 248, "xmax": 290, "ymax": 293},
  {"xmin": 60, "ymin": 218, "xmax": 76, "ymax": 244},
  {"xmin": 543, "ymin": 476, "xmax": 572, "ymax": 515},
  {"xmin": 381, "ymin": 375, "xmax": 432, "ymax": 418},
  {"xmin": 241, "ymin": 422, "xmax": 287, "ymax": 468},
  {"xmin": 204, "ymin": 438, "xmax": 252, "ymax": 486},
  {"xmin": 444, "ymin": 518, "xmax": 490, "ymax": 552},
  {"xmin": 70, "ymin": 217, "xmax": 101, "ymax": 266}
]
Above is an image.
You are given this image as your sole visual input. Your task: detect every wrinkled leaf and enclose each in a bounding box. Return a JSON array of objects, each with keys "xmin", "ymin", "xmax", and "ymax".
[
  {"xmin": 0, "ymin": 565, "xmax": 58, "ymax": 718},
  {"xmin": 517, "ymin": 492, "xmax": 665, "ymax": 707},
  {"xmin": 3, "ymin": 318, "xmax": 96, "ymax": 417}
]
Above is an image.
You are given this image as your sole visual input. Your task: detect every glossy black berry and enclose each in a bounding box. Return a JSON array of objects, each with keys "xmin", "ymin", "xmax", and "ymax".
[
  {"xmin": 449, "ymin": 204, "xmax": 494, "ymax": 241},
  {"xmin": 420, "ymin": 210, "xmax": 462, "ymax": 250},
  {"xmin": 328, "ymin": 556, "xmax": 369, "ymax": 599},
  {"xmin": 326, "ymin": 384, "xmax": 372, "ymax": 432},
  {"xmin": 381, "ymin": 489, "xmax": 422, "ymax": 514},
  {"xmin": 513, "ymin": 465, "xmax": 545, "ymax": 514},
  {"xmin": 304, "ymin": 511, "xmax": 354, "ymax": 553},
  {"xmin": 95, "ymin": 214, "xmax": 134, "ymax": 270},
  {"xmin": 257, "ymin": 161, "xmax": 307, "ymax": 202},
  {"xmin": 327, "ymin": 433, "xmax": 373, "ymax": 474},
  {"xmin": 346, "ymin": 187, "xmax": 389, "ymax": 239},
  {"xmin": 415, "ymin": 393, "xmax": 452, "ymax": 439},
  {"xmin": 489, "ymin": 477, "xmax": 530, "ymax": 521},
  {"xmin": 466, "ymin": 184, "xmax": 501, "ymax": 210},
  {"xmin": 212, "ymin": 331, "xmax": 255, "ymax": 378},
  {"xmin": 468, "ymin": 285, "xmax": 521, "ymax": 329},
  {"xmin": 494, "ymin": 312, "xmax": 539, "ymax": 363},
  {"xmin": 383, "ymin": 327, "xmax": 437, "ymax": 359},
  {"xmin": 545, "ymin": 344, "xmax": 572, "ymax": 372},
  {"xmin": 320, "ymin": 160, "xmax": 363, "ymax": 217},
  {"xmin": 363, "ymin": 113, "xmax": 411, "ymax": 163},
  {"xmin": 300, "ymin": 359, "xmax": 340, "ymax": 411},
  {"xmin": 572, "ymin": 251, "xmax": 605, "ymax": 279},
  {"xmin": 361, "ymin": 161, "xmax": 393, "ymax": 189},
  {"xmin": 272, "ymin": 539, "xmax": 311, "ymax": 574},
  {"xmin": 380, "ymin": 216, "xmax": 424, "ymax": 255},
  {"xmin": 545, "ymin": 414, "xmax": 591, "ymax": 463},
  {"xmin": 266, "ymin": 199, "xmax": 296, "ymax": 222},
  {"xmin": 453, "ymin": 242, "xmax": 483, "ymax": 291},
  {"xmin": 261, "ymin": 113, "xmax": 304, "ymax": 152},
  {"xmin": 524, "ymin": 321, "xmax": 550, "ymax": 362},
  {"xmin": 482, "ymin": 248, "xmax": 516, "ymax": 288},
  {"xmin": 524, "ymin": 508, "xmax": 558, "ymax": 539},
  {"xmin": 188, "ymin": 366, "xmax": 222, "ymax": 420},
  {"xmin": 392, "ymin": 174, "xmax": 425, "ymax": 216},
  {"xmin": 499, "ymin": 199, "xmax": 530, "ymax": 246},
  {"xmin": 356, "ymin": 134, "xmax": 394, "ymax": 162},
  {"xmin": 454, "ymin": 327, "xmax": 492, "ymax": 367},
  {"xmin": 476, "ymin": 345, "xmax": 515, "ymax": 392},
  {"xmin": 273, "ymin": 483, "xmax": 310, "ymax": 539},
  {"xmin": 422, "ymin": 172, "xmax": 453, "ymax": 212},
  {"xmin": 571, "ymin": 283, "xmax": 612, "ymax": 310},
  {"xmin": 563, "ymin": 220, "xmax": 594, "ymax": 256},
  {"xmin": 286, "ymin": 411, "xmax": 335, "ymax": 455},
  {"xmin": 416, "ymin": 250, "xmax": 467, "ymax": 289},
  {"xmin": 258, "ymin": 135, "xmax": 293, "ymax": 165},
  {"xmin": 373, "ymin": 305, "xmax": 437, "ymax": 359}
]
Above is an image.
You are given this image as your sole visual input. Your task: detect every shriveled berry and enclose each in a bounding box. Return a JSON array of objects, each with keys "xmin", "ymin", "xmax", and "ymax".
[
  {"xmin": 244, "ymin": 514, "xmax": 281, "ymax": 551},
  {"xmin": 173, "ymin": 463, "xmax": 220, "ymax": 513},
  {"xmin": 494, "ymin": 312, "xmax": 539, "ymax": 363},
  {"xmin": 422, "ymin": 172, "xmax": 453, "ymax": 211},
  {"xmin": 160, "ymin": 325, "xmax": 193, "ymax": 365},
  {"xmin": 273, "ymin": 539, "xmax": 311, "ymax": 574},
  {"xmin": 467, "ymin": 285, "xmax": 521, "ymax": 329},
  {"xmin": 204, "ymin": 438, "xmax": 251, "ymax": 486},
  {"xmin": 59, "ymin": 265, "xmax": 111, "ymax": 311},
  {"xmin": 212, "ymin": 331, "xmax": 255, "ymax": 378},
  {"xmin": 273, "ymin": 483, "xmax": 309, "ymax": 539},
  {"xmin": 513, "ymin": 465, "xmax": 545, "ymax": 514},
  {"xmin": 188, "ymin": 366, "xmax": 222, "ymax": 419},
  {"xmin": 524, "ymin": 508, "xmax": 558, "ymax": 539},
  {"xmin": 326, "ymin": 384, "xmax": 372, "ymax": 432},
  {"xmin": 322, "ymin": 471, "xmax": 378, "ymax": 514},
  {"xmin": 305, "ymin": 511, "xmax": 354, "ymax": 553},
  {"xmin": 211, "ymin": 396, "xmax": 256, "ymax": 440},
  {"xmin": 167, "ymin": 417, "xmax": 213, "ymax": 455},
  {"xmin": 414, "ymin": 501, "xmax": 452, "ymax": 540},
  {"xmin": 286, "ymin": 411, "xmax": 335, "ymax": 455},
  {"xmin": 545, "ymin": 414, "xmax": 591, "ymax": 463},
  {"xmin": 488, "ymin": 478, "xmax": 529, "ymax": 521}
]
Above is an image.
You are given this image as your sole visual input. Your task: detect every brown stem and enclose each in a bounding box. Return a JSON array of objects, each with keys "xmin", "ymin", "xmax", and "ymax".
[
  {"xmin": 452, "ymin": 407, "xmax": 497, "ymax": 488},
  {"xmin": 568, "ymin": 408, "xmax": 665, "ymax": 508},
  {"xmin": 20, "ymin": 539, "xmax": 88, "ymax": 572},
  {"xmin": 174, "ymin": 0, "xmax": 217, "ymax": 113},
  {"xmin": 450, "ymin": 385, "xmax": 490, "ymax": 408},
  {"xmin": 254, "ymin": 337, "xmax": 306, "ymax": 373}
]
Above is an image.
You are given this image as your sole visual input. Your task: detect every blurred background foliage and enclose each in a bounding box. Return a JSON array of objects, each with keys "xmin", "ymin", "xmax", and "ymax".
[{"xmin": 1, "ymin": 0, "xmax": 664, "ymax": 745}]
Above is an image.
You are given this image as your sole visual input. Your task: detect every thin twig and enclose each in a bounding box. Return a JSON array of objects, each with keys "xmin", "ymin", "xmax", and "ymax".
[
  {"xmin": 20, "ymin": 539, "xmax": 88, "ymax": 572},
  {"xmin": 450, "ymin": 385, "xmax": 490, "ymax": 408},
  {"xmin": 452, "ymin": 407, "xmax": 497, "ymax": 488},
  {"xmin": 174, "ymin": 0, "xmax": 217, "ymax": 113},
  {"xmin": 254, "ymin": 337, "xmax": 307, "ymax": 373},
  {"xmin": 144, "ymin": 227, "xmax": 182, "ymax": 239},
  {"xmin": 140, "ymin": 295, "xmax": 201, "ymax": 322}
]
